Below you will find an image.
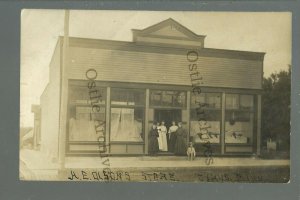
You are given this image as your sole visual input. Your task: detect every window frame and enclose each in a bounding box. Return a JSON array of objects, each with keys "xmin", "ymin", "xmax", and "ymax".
[
  {"xmin": 149, "ymin": 89, "xmax": 187, "ymax": 109},
  {"xmin": 109, "ymin": 87, "xmax": 146, "ymax": 143},
  {"xmin": 67, "ymin": 84, "xmax": 107, "ymax": 143},
  {"xmin": 224, "ymin": 93, "xmax": 257, "ymax": 145},
  {"xmin": 190, "ymin": 92, "xmax": 222, "ymax": 144}
]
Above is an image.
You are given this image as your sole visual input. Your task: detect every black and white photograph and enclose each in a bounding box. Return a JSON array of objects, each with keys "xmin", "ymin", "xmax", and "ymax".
[{"xmin": 20, "ymin": 10, "xmax": 291, "ymax": 182}]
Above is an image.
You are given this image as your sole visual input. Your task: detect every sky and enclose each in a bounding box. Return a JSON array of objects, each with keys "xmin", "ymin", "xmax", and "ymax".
[{"xmin": 20, "ymin": 10, "xmax": 291, "ymax": 127}]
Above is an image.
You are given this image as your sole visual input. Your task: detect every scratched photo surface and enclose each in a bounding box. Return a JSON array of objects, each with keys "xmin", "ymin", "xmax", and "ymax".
[{"xmin": 20, "ymin": 10, "xmax": 291, "ymax": 182}]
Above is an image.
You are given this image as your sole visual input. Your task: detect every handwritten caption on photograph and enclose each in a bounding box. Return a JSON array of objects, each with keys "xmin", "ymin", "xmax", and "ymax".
[
  {"xmin": 66, "ymin": 168, "xmax": 274, "ymax": 183},
  {"xmin": 67, "ymin": 169, "xmax": 179, "ymax": 182}
]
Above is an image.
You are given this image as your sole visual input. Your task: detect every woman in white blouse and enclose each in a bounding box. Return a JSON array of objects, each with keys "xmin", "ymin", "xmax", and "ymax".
[{"xmin": 160, "ymin": 121, "xmax": 168, "ymax": 151}]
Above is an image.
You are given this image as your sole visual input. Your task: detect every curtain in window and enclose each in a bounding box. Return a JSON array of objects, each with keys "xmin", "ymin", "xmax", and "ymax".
[
  {"xmin": 110, "ymin": 108, "xmax": 143, "ymax": 142},
  {"xmin": 69, "ymin": 118, "xmax": 100, "ymax": 141}
]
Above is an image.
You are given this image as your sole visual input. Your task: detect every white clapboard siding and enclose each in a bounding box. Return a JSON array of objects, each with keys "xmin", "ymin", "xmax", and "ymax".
[
  {"xmin": 67, "ymin": 45, "xmax": 262, "ymax": 89},
  {"xmin": 40, "ymin": 40, "xmax": 61, "ymax": 160}
]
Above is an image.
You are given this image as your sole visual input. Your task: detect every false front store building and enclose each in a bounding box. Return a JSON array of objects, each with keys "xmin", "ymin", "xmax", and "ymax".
[{"xmin": 39, "ymin": 18, "xmax": 264, "ymax": 159}]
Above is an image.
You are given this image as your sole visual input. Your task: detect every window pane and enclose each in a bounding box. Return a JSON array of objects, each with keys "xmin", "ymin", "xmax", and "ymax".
[
  {"xmin": 206, "ymin": 93, "xmax": 221, "ymax": 109},
  {"xmin": 225, "ymin": 111, "xmax": 254, "ymax": 144},
  {"xmin": 132, "ymin": 90, "xmax": 145, "ymax": 105},
  {"xmin": 75, "ymin": 106, "xmax": 105, "ymax": 121},
  {"xmin": 111, "ymin": 88, "xmax": 145, "ymax": 106},
  {"xmin": 68, "ymin": 85, "xmax": 106, "ymax": 142},
  {"xmin": 225, "ymin": 94, "xmax": 255, "ymax": 145},
  {"xmin": 191, "ymin": 93, "xmax": 221, "ymax": 108},
  {"xmin": 110, "ymin": 107, "xmax": 144, "ymax": 142},
  {"xmin": 150, "ymin": 91, "xmax": 162, "ymax": 105},
  {"xmin": 175, "ymin": 91, "xmax": 186, "ymax": 107},
  {"xmin": 69, "ymin": 86, "xmax": 106, "ymax": 105},
  {"xmin": 150, "ymin": 90, "xmax": 186, "ymax": 107},
  {"xmin": 190, "ymin": 92, "xmax": 221, "ymax": 144},
  {"xmin": 190, "ymin": 112, "xmax": 221, "ymax": 144},
  {"xmin": 162, "ymin": 92, "xmax": 173, "ymax": 106},
  {"xmin": 226, "ymin": 94, "xmax": 239, "ymax": 109},
  {"xmin": 111, "ymin": 89, "xmax": 128, "ymax": 105},
  {"xmin": 225, "ymin": 110, "xmax": 252, "ymax": 122},
  {"xmin": 191, "ymin": 93, "xmax": 205, "ymax": 107},
  {"xmin": 240, "ymin": 95, "xmax": 254, "ymax": 110}
]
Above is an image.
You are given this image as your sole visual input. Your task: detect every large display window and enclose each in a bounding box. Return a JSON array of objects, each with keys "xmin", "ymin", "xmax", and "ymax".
[
  {"xmin": 190, "ymin": 93, "xmax": 222, "ymax": 144},
  {"xmin": 110, "ymin": 88, "xmax": 145, "ymax": 142},
  {"xmin": 68, "ymin": 84, "xmax": 106, "ymax": 142},
  {"xmin": 225, "ymin": 94, "xmax": 255, "ymax": 145}
]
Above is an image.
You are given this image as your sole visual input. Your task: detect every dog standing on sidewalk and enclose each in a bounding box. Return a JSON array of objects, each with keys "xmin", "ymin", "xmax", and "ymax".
[{"xmin": 187, "ymin": 142, "xmax": 196, "ymax": 161}]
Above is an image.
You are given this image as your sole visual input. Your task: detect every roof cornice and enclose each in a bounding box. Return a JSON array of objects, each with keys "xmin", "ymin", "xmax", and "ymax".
[{"xmin": 64, "ymin": 36, "xmax": 265, "ymax": 61}]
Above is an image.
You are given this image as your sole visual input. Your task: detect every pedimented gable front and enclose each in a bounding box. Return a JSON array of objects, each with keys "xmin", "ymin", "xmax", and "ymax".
[
  {"xmin": 132, "ymin": 18, "xmax": 205, "ymax": 48},
  {"xmin": 148, "ymin": 24, "xmax": 191, "ymax": 38}
]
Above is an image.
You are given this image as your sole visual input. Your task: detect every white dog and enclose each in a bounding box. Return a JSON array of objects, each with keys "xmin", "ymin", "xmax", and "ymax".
[{"xmin": 187, "ymin": 142, "xmax": 196, "ymax": 161}]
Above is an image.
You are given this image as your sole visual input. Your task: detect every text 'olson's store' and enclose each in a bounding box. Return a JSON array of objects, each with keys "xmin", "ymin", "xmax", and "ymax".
[{"xmin": 39, "ymin": 18, "xmax": 265, "ymax": 159}]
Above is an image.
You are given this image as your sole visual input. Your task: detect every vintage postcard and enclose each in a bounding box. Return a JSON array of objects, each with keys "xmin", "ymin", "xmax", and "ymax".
[{"xmin": 20, "ymin": 10, "xmax": 291, "ymax": 182}]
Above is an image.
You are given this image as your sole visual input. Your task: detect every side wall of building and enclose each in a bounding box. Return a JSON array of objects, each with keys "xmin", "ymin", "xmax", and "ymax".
[{"xmin": 40, "ymin": 38, "xmax": 61, "ymax": 160}]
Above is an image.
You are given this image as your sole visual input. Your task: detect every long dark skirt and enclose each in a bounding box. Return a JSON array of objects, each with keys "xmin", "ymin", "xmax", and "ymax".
[
  {"xmin": 174, "ymin": 135, "xmax": 187, "ymax": 155},
  {"xmin": 169, "ymin": 133, "xmax": 177, "ymax": 153},
  {"xmin": 148, "ymin": 136, "xmax": 159, "ymax": 154},
  {"xmin": 166, "ymin": 133, "xmax": 170, "ymax": 149}
]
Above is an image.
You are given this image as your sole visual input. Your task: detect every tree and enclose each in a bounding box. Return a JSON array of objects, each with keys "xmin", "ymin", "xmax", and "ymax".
[{"xmin": 261, "ymin": 66, "xmax": 291, "ymax": 151}]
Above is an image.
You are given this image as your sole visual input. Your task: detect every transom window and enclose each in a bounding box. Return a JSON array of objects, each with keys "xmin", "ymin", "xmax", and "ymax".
[
  {"xmin": 111, "ymin": 88, "xmax": 145, "ymax": 106},
  {"xmin": 150, "ymin": 90, "xmax": 186, "ymax": 107}
]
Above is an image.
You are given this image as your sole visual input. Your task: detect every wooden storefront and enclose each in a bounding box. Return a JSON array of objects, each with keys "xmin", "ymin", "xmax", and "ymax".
[{"xmin": 40, "ymin": 18, "xmax": 264, "ymax": 158}]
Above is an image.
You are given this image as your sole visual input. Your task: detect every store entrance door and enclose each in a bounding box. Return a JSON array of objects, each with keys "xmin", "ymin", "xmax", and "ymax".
[
  {"xmin": 154, "ymin": 109, "xmax": 182, "ymax": 154},
  {"xmin": 154, "ymin": 109, "xmax": 182, "ymax": 129}
]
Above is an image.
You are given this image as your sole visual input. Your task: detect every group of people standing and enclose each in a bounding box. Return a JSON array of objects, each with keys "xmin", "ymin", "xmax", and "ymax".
[{"xmin": 148, "ymin": 121, "xmax": 188, "ymax": 155}]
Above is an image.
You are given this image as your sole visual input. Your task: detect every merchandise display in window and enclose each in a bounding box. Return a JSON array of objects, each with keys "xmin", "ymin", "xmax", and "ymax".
[
  {"xmin": 190, "ymin": 93, "xmax": 222, "ymax": 144},
  {"xmin": 225, "ymin": 94, "xmax": 255, "ymax": 144}
]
